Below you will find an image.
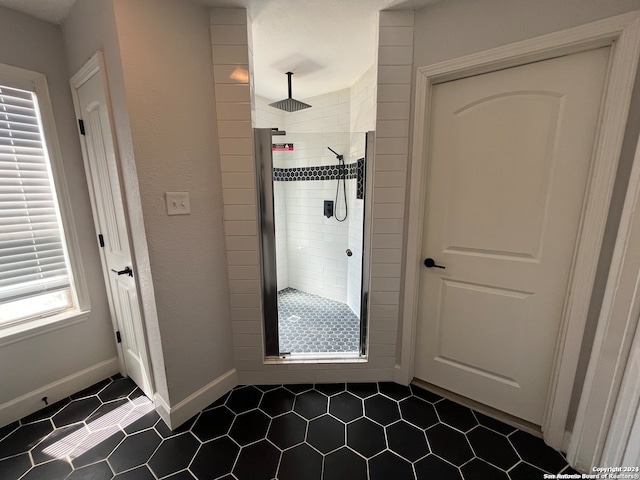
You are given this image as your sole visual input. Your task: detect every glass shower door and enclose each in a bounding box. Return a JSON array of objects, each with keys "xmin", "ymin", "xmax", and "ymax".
[{"xmin": 254, "ymin": 128, "xmax": 374, "ymax": 358}]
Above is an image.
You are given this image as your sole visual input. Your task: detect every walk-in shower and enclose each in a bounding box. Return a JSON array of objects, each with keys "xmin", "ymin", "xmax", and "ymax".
[{"xmin": 254, "ymin": 128, "xmax": 374, "ymax": 357}]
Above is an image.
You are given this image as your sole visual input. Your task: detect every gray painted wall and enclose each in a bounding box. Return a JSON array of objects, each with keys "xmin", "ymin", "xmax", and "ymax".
[
  {"xmin": 0, "ymin": 6, "xmax": 117, "ymax": 406},
  {"xmin": 111, "ymin": 0, "xmax": 235, "ymax": 404},
  {"xmin": 62, "ymin": 0, "xmax": 171, "ymax": 405},
  {"xmin": 63, "ymin": 0, "xmax": 235, "ymax": 406}
]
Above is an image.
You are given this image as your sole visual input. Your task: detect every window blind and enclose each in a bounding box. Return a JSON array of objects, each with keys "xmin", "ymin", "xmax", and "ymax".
[{"xmin": 0, "ymin": 84, "xmax": 70, "ymax": 303}]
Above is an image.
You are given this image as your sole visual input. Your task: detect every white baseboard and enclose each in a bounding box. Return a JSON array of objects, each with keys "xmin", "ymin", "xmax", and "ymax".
[
  {"xmin": 0, "ymin": 357, "xmax": 119, "ymax": 427},
  {"xmin": 154, "ymin": 392, "xmax": 171, "ymax": 428},
  {"xmin": 156, "ymin": 368, "xmax": 238, "ymax": 430},
  {"xmin": 562, "ymin": 429, "xmax": 572, "ymax": 455},
  {"xmin": 393, "ymin": 364, "xmax": 410, "ymax": 385}
]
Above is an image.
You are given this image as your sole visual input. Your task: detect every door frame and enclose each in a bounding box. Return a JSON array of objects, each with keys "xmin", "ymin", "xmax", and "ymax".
[
  {"xmin": 568, "ymin": 133, "xmax": 640, "ymax": 470},
  {"xmin": 399, "ymin": 10, "xmax": 640, "ymax": 451},
  {"xmin": 69, "ymin": 52, "xmax": 155, "ymax": 397}
]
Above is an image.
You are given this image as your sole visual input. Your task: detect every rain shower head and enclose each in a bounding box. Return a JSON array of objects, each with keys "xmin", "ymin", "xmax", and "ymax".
[{"xmin": 269, "ymin": 72, "xmax": 312, "ymax": 112}]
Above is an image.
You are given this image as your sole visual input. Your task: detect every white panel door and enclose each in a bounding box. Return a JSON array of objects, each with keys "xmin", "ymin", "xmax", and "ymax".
[
  {"xmin": 75, "ymin": 65, "xmax": 153, "ymax": 399},
  {"xmin": 414, "ymin": 47, "xmax": 610, "ymax": 424}
]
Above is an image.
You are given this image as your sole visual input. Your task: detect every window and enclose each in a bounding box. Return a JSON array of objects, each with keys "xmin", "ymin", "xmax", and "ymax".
[{"xmin": 0, "ymin": 65, "xmax": 87, "ymax": 335}]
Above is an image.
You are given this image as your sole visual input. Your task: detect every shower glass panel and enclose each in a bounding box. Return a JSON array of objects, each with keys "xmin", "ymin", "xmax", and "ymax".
[{"xmin": 254, "ymin": 128, "xmax": 373, "ymax": 358}]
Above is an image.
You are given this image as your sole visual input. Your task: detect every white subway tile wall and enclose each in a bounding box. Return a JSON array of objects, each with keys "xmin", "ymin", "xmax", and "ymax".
[
  {"xmin": 274, "ymin": 181, "xmax": 289, "ymax": 290},
  {"xmin": 211, "ymin": 9, "xmax": 414, "ymax": 383},
  {"xmin": 283, "ymin": 177, "xmax": 354, "ymax": 303},
  {"xmin": 256, "ymin": 92, "xmax": 359, "ymax": 307}
]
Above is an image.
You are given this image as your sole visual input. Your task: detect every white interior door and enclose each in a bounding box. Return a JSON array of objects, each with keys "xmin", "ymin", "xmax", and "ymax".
[
  {"xmin": 414, "ymin": 47, "xmax": 610, "ymax": 425},
  {"xmin": 72, "ymin": 57, "xmax": 153, "ymax": 399}
]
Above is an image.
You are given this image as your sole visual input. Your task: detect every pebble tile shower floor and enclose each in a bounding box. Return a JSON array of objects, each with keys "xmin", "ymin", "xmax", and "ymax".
[
  {"xmin": 277, "ymin": 288, "xmax": 360, "ymax": 354},
  {"xmin": 0, "ymin": 376, "xmax": 579, "ymax": 479}
]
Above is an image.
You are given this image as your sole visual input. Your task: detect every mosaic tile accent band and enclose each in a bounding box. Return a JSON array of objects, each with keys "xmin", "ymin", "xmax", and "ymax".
[
  {"xmin": 357, "ymin": 157, "xmax": 365, "ymax": 199},
  {"xmin": 273, "ymin": 162, "xmax": 358, "ymax": 182}
]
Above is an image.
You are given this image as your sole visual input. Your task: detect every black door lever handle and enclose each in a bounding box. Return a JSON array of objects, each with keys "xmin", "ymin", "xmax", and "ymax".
[
  {"xmin": 424, "ymin": 258, "xmax": 445, "ymax": 269},
  {"xmin": 111, "ymin": 266, "xmax": 133, "ymax": 277}
]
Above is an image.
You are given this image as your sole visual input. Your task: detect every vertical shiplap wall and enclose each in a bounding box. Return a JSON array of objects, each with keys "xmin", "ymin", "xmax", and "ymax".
[
  {"xmin": 370, "ymin": 10, "xmax": 414, "ymax": 367},
  {"xmin": 212, "ymin": 8, "xmax": 414, "ymax": 384},
  {"xmin": 210, "ymin": 9, "xmax": 263, "ymax": 367}
]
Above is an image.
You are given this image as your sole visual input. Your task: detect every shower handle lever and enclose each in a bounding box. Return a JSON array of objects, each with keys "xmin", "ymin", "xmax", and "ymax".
[{"xmin": 424, "ymin": 258, "xmax": 445, "ymax": 269}]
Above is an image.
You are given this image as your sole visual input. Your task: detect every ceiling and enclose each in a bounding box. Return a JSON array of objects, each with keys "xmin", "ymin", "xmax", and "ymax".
[{"xmin": 0, "ymin": 0, "xmax": 441, "ymax": 100}]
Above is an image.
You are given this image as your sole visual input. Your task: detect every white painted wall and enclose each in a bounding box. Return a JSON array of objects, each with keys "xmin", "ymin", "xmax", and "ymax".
[
  {"xmin": 411, "ymin": 0, "xmax": 640, "ymax": 431},
  {"xmin": 0, "ymin": 6, "xmax": 118, "ymax": 424}
]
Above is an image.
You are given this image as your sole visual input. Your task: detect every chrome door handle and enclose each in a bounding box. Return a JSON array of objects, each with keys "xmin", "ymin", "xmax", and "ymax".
[
  {"xmin": 111, "ymin": 266, "xmax": 133, "ymax": 277},
  {"xmin": 424, "ymin": 258, "xmax": 445, "ymax": 269}
]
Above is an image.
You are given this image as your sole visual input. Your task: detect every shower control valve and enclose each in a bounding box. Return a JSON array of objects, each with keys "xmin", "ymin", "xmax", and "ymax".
[{"xmin": 324, "ymin": 200, "xmax": 334, "ymax": 218}]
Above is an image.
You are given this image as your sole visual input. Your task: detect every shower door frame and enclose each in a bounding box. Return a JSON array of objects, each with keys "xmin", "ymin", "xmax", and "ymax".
[
  {"xmin": 254, "ymin": 128, "xmax": 375, "ymax": 359},
  {"xmin": 255, "ymin": 128, "xmax": 280, "ymax": 356}
]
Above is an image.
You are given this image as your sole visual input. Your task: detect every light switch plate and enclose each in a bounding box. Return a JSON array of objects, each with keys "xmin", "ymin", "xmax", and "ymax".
[{"xmin": 166, "ymin": 192, "xmax": 190, "ymax": 215}]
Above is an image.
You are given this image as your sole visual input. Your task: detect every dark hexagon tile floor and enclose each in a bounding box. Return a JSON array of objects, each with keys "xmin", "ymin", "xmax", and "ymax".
[{"xmin": 0, "ymin": 377, "xmax": 576, "ymax": 479}]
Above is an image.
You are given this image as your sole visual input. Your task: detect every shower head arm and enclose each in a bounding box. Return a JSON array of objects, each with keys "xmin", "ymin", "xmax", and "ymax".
[
  {"xmin": 327, "ymin": 146, "xmax": 344, "ymax": 162},
  {"xmin": 287, "ymin": 72, "xmax": 293, "ymax": 99}
]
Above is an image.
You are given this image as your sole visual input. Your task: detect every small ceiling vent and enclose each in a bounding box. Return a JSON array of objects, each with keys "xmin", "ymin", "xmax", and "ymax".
[{"xmin": 269, "ymin": 72, "xmax": 311, "ymax": 112}]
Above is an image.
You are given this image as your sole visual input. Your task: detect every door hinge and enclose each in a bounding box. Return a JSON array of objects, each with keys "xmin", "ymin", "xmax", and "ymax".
[
  {"xmin": 78, "ymin": 119, "xmax": 85, "ymax": 135},
  {"xmin": 98, "ymin": 234, "xmax": 105, "ymax": 248},
  {"xmin": 116, "ymin": 331, "xmax": 122, "ymax": 343}
]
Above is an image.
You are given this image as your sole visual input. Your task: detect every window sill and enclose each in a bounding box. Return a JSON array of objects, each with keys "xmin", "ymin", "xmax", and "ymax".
[{"xmin": 0, "ymin": 309, "xmax": 91, "ymax": 347}]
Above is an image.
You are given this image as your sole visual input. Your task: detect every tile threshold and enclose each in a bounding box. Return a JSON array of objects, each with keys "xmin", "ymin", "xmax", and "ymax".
[{"xmin": 265, "ymin": 354, "xmax": 366, "ymax": 365}]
